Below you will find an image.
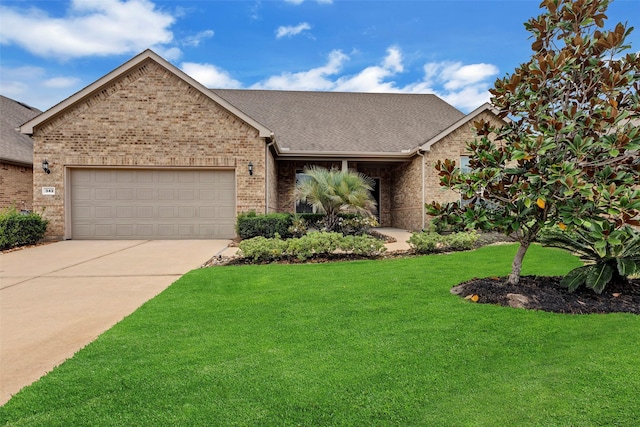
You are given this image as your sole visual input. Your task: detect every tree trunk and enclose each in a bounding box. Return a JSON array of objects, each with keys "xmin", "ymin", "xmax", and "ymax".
[
  {"xmin": 325, "ymin": 212, "xmax": 340, "ymax": 232},
  {"xmin": 507, "ymin": 240, "xmax": 531, "ymax": 285}
]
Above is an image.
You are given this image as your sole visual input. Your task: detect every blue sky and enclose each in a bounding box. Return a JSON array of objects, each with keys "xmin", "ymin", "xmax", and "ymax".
[{"xmin": 1, "ymin": 0, "xmax": 639, "ymax": 113}]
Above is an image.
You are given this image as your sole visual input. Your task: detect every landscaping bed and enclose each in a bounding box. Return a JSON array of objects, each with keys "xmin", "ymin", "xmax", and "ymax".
[{"xmin": 453, "ymin": 275, "xmax": 640, "ymax": 314}]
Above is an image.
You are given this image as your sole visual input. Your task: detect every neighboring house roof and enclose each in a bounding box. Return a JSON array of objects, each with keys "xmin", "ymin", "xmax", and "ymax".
[
  {"xmin": 19, "ymin": 49, "xmax": 273, "ymax": 138},
  {"xmin": 213, "ymin": 89, "xmax": 465, "ymax": 157},
  {"xmin": 0, "ymin": 95, "xmax": 41, "ymax": 166}
]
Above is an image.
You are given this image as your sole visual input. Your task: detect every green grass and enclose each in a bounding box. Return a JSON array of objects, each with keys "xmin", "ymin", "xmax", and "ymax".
[{"xmin": 2, "ymin": 244, "xmax": 639, "ymax": 426}]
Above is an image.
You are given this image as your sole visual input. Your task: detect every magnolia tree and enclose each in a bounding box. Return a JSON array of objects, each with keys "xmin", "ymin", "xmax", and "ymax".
[{"xmin": 429, "ymin": 0, "xmax": 640, "ymax": 285}]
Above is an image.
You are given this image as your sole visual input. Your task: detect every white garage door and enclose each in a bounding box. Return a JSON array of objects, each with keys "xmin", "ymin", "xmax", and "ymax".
[{"xmin": 70, "ymin": 169, "xmax": 236, "ymax": 239}]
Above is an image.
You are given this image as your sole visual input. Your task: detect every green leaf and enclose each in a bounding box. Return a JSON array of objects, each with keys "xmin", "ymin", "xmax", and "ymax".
[
  {"xmin": 561, "ymin": 266, "xmax": 590, "ymax": 292},
  {"xmin": 585, "ymin": 263, "xmax": 614, "ymax": 294},
  {"xmin": 617, "ymin": 258, "xmax": 640, "ymax": 277}
]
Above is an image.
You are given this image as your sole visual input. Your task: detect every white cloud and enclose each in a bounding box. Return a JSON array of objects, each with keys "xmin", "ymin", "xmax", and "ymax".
[
  {"xmin": 248, "ymin": 46, "xmax": 497, "ymax": 111},
  {"xmin": 443, "ymin": 63, "xmax": 499, "ymax": 91},
  {"xmin": 44, "ymin": 77, "xmax": 82, "ymax": 88},
  {"xmin": 276, "ymin": 22, "xmax": 312, "ymax": 39},
  {"xmin": 184, "ymin": 30, "xmax": 214, "ymax": 47},
  {"xmin": 0, "ymin": 0, "xmax": 176, "ymax": 59},
  {"xmin": 155, "ymin": 47, "xmax": 182, "ymax": 62},
  {"xmin": 439, "ymin": 86, "xmax": 495, "ymax": 112},
  {"xmin": 413, "ymin": 61, "xmax": 499, "ymax": 110},
  {"xmin": 0, "ymin": 65, "xmax": 82, "ymax": 110},
  {"xmin": 180, "ymin": 62, "xmax": 242, "ymax": 89},
  {"xmin": 251, "ymin": 50, "xmax": 348, "ymax": 91},
  {"xmin": 334, "ymin": 47, "xmax": 404, "ymax": 92}
]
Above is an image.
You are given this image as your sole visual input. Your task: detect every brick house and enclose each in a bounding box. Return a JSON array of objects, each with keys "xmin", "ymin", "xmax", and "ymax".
[
  {"xmin": 1, "ymin": 96, "xmax": 41, "ymax": 211},
  {"xmin": 20, "ymin": 49, "xmax": 506, "ymax": 240}
]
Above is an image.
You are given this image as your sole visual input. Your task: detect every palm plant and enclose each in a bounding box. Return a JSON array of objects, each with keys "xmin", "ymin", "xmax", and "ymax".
[
  {"xmin": 295, "ymin": 166, "xmax": 377, "ymax": 232},
  {"xmin": 538, "ymin": 223, "xmax": 640, "ymax": 294}
]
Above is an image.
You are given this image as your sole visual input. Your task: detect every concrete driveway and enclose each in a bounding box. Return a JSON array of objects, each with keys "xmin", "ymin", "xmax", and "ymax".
[{"xmin": 0, "ymin": 239, "xmax": 230, "ymax": 405}]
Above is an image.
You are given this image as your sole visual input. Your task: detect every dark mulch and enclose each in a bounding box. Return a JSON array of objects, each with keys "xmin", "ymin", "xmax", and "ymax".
[{"xmin": 452, "ymin": 276, "xmax": 640, "ymax": 314}]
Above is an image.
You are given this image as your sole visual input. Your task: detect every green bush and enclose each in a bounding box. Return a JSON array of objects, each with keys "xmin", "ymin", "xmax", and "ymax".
[
  {"xmin": 338, "ymin": 215, "xmax": 379, "ymax": 236},
  {"xmin": 238, "ymin": 232, "xmax": 386, "ymax": 262},
  {"xmin": 299, "ymin": 213, "xmax": 325, "ymax": 228},
  {"xmin": 286, "ymin": 231, "xmax": 342, "ymax": 260},
  {"xmin": 0, "ymin": 208, "xmax": 48, "ymax": 250},
  {"xmin": 236, "ymin": 212, "xmax": 293, "ymax": 239},
  {"xmin": 339, "ymin": 234, "xmax": 386, "ymax": 256},
  {"xmin": 298, "ymin": 213, "xmax": 379, "ymax": 235},
  {"xmin": 237, "ymin": 235, "xmax": 288, "ymax": 262},
  {"xmin": 287, "ymin": 215, "xmax": 308, "ymax": 238},
  {"xmin": 408, "ymin": 231, "xmax": 478, "ymax": 254},
  {"xmin": 538, "ymin": 223, "xmax": 640, "ymax": 294}
]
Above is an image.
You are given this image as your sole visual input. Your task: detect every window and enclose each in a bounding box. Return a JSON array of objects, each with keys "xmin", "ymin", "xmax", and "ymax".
[
  {"xmin": 460, "ymin": 156, "xmax": 471, "ymax": 174},
  {"xmin": 295, "ymin": 170, "xmax": 314, "ymax": 213},
  {"xmin": 460, "ymin": 156, "xmax": 472, "ymax": 206}
]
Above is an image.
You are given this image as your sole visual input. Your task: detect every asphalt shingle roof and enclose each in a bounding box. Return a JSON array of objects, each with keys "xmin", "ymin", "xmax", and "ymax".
[
  {"xmin": 211, "ymin": 89, "xmax": 465, "ymax": 154},
  {"xmin": 1, "ymin": 95, "xmax": 41, "ymax": 165}
]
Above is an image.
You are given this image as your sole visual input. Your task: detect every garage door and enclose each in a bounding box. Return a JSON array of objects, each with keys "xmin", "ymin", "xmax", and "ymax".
[{"xmin": 70, "ymin": 169, "xmax": 236, "ymax": 239}]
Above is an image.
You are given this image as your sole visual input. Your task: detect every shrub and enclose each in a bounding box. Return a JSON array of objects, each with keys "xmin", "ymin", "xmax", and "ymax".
[
  {"xmin": 408, "ymin": 232, "xmax": 440, "ymax": 254},
  {"xmin": 538, "ymin": 224, "xmax": 640, "ymax": 294},
  {"xmin": 338, "ymin": 214, "xmax": 379, "ymax": 236},
  {"xmin": 288, "ymin": 215, "xmax": 308, "ymax": 238},
  {"xmin": 446, "ymin": 230, "xmax": 479, "ymax": 251},
  {"xmin": 0, "ymin": 207, "xmax": 48, "ymax": 250},
  {"xmin": 238, "ymin": 232, "xmax": 386, "ymax": 262},
  {"xmin": 238, "ymin": 235, "xmax": 288, "ymax": 262},
  {"xmin": 286, "ymin": 231, "xmax": 343, "ymax": 261},
  {"xmin": 408, "ymin": 231, "xmax": 478, "ymax": 254},
  {"xmin": 339, "ymin": 234, "xmax": 386, "ymax": 256},
  {"xmin": 299, "ymin": 213, "xmax": 325, "ymax": 228},
  {"xmin": 236, "ymin": 212, "xmax": 293, "ymax": 239}
]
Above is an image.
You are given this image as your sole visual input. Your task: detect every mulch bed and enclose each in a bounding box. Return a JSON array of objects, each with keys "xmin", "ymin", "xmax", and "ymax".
[{"xmin": 452, "ymin": 276, "xmax": 640, "ymax": 314}]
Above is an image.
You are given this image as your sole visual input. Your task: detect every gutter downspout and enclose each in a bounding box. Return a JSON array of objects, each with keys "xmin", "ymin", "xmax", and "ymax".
[
  {"xmin": 265, "ymin": 138, "xmax": 276, "ymax": 214},
  {"xmin": 417, "ymin": 150, "xmax": 426, "ymax": 230}
]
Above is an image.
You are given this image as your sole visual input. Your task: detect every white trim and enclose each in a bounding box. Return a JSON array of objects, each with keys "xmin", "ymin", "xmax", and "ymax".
[{"xmin": 64, "ymin": 166, "xmax": 72, "ymax": 240}]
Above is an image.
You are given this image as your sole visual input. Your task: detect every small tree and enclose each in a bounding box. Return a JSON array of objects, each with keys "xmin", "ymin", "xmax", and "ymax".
[
  {"xmin": 430, "ymin": 0, "xmax": 640, "ymax": 285},
  {"xmin": 295, "ymin": 166, "xmax": 377, "ymax": 232}
]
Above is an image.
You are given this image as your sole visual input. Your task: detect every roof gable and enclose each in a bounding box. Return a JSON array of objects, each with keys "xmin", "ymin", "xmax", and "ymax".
[
  {"xmin": 19, "ymin": 50, "xmax": 272, "ymax": 138},
  {"xmin": 1, "ymin": 96, "xmax": 41, "ymax": 165},
  {"xmin": 420, "ymin": 103, "xmax": 507, "ymax": 151}
]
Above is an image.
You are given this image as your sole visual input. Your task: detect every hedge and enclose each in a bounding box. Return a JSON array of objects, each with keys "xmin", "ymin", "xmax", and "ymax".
[
  {"xmin": 0, "ymin": 208, "xmax": 48, "ymax": 250},
  {"xmin": 238, "ymin": 231, "xmax": 386, "ymax": 262},
  {"xmin": 236, "ymin": 212, "xmax": 294, "ymax": 239}
]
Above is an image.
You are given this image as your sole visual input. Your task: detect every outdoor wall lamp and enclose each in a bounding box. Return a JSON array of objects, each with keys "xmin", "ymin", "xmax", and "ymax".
[
  {"xmin": 42, "ymin": 159, "xmax": 51, "ymax": 174},
  {"xmin": 248, "ymin": 162, "xmax": 253, "ymax": 176}
]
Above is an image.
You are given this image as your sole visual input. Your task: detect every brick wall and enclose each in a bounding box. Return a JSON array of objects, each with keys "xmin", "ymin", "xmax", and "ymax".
[
  {"xmin": 392, "ymin": 110, "xmax": 505, "ymax": 231},
  {"xmin": 0, "ymin": 162, "xmax": 33, "ymax": 211},
  {"xmin": 390, "ymin": 157, "xmax": 423, "ymax": 230},
  {"xmin": 32, "ymin": 59, "xmax": 267, "ymax": 239}
]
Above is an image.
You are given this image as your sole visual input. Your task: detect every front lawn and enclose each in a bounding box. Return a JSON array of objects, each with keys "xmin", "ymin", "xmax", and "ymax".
[{"xmin": 2, "ymin": 244, "xmax": 639, "ymax": 426}]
